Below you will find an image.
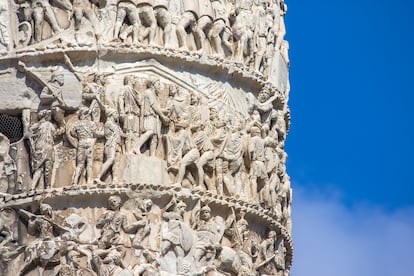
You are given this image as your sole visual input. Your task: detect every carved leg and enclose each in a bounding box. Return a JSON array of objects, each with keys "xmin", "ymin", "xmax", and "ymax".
[{"xmin": 32, "ymin": 8, "xmax": 44, "ymax": 42}]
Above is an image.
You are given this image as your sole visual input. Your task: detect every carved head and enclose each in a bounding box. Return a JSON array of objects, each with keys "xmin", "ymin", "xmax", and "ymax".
[
  {"xmin": 123, "ymin": 75, "xmax": 133, "ymax": 86},
  {"xmin": 51, "ymin": 71, "xmax": 64, "ymax": 86},
  {"xmin": 108, "ymin": 195, "xmax": 122, "ymax": 211},
  {"xmin": 190, "ymin": 92, "xmax": 200, "ymax": 105},
  {"xmin": 175, "ymin": 201, "xmax": 187, "ymax": 215},
  {"xmin": 268, "ymin": 230, "xmax": 277, "ymax": 240},
  {"xmin": 39, "ymin": 203, "xmax": 53, "ymax": 218},
  {"xmin": 169, "ymin": 85, "xmax": 179, "ymax": 96},
  {"xmin": 142, "ymin": 199, "xmax": 153, "ymax": 212},
  {"xmin": 258, "ymin": 88, "xmax": 270, "ymax": 103},
  {"xmin": 200, "ymin": 205, "xmax": 211, "ymax": 221}
]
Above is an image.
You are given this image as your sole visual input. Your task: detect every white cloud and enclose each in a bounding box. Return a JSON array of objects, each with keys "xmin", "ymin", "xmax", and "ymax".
[{"xmin": 291, "ymin": 186, "xmax": 414, "ymax": 276}]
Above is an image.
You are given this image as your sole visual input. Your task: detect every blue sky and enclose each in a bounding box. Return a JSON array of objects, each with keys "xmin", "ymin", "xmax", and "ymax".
[{"xmin": 284, "ymin": 0, "xmax": 414, "ymax": 274}]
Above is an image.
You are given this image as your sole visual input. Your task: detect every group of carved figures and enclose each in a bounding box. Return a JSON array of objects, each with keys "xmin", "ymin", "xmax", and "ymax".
[
  {"xmin": 4, "ymin": 0, "xmax": 289, "ymax": 73},
  {"xmin": 1, "ymin": 68, "xmax": 291, "ymax": 222},
  {"xmin": 0, "ymin": 195, "xmax": 289, "ymax": 275}
]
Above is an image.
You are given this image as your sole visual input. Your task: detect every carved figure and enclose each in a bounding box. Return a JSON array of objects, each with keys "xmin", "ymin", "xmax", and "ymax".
[
  {"xmin": 154, "ymin": 0, "xmax": 172, "ymax": 47},
  {"xmin": 194, "ymin": 0, "xmax": 213, "ymax": 53},
  {"xmin": 133, "ymin": 249, "xmax": 160, "ymax": 275},
  {"xmin": 133, "ymin": 79, "xmax": 169, "ymax": 156},
  {"xmin": 82, "ymin": 74, "xmax": 106, "ymax": 124},
  {"xmin": 215, "ymin": 123, "xmax": 244, "ymax": 196},
  {"xmin": 209, "ymin": 0, "xmax": 232, "ymax": 56},
  {"xmin": 72, "ymin": 0, "xmax": 100, "ymax": 37},
  {"xmin": 0, "ymin": 134, "xmax": 16, "ymax": 195},
  {"xmin": 95, "ymin": 108, "xmax": 124, "ymax": 185},
  {"xmin": 165, "ymin": 120, "xmax": 200, "ymax": 186},
  {"xmin": 136, "ymin": 0, "xmax": 157, "ymax": 44},
  {"xmin": 176, "ymin": 0, "xmax": 199, "ymax": 50},
  {"xmin": 253, "ymin": 1, "xmax": 271, "ymax": 72},
  {"xmin": 39, "ymin": 70, "xmax": 68, "ymax": 132},
  {"xmin": 96, "ymin": 195, "xmax": 140, "ymax": 249},
  {"xmin": 118, "ymin": 75, "xmax": 140, "ymax": 153},
  {"xmin": 247, "ymin": 126, "xmax": 268, "ymax": 202},
  {"xmin": 91, "ymin": 247, "xmax": 133, "ymax": 276},
  {"xmin": 0, "ymin": 2, "xmax": 10, "ymax": 53},
  {"xmin": 29, "ymin": 110, "xmax": 56, "ymax": 190},
  {"xmin": 231, "ymin": 0, "xmax": 255, "ymax": 63},
  {"xmin": 160, "ymin": 200, "xmax": 193, "ymax": 275},
  {"xmin": 114, "ymin": 0, "xmax": 140, "ymax": 43},
  {"xmin": 19, "ymin": 204, "xmax": 69, "ymax": 275},
  {"xmin": 70, "ymin": 107, "xmax": 97, "ymax": 186},
  {"xmin": 27, "ymin": 0, "xmax": 70, "ymax": 43},
  {"xmin": 257, "ymin": 230, "xmax": 277, "ymax": 274},
  {"xmin": 191, "ymin": 122, "xmax": 215, "ymax": 190},
  {"xmin": 130, "ymin": 198, "xmax": 153, "ymax": 250},
  {"xmin": 193, "ymin": 206, "xmax": 223, "ymax": 271}
]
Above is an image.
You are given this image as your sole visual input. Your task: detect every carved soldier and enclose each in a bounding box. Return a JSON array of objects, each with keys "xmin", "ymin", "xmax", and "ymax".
[
  {"xmin": 72, "ymin": 0, "xmax": 101, "ymax": 37},
  {"xmin": 19, "ymin": 203, "xmax": 69, "ymax": 275},
  {"xmin": 29, "ymin": 110, "xmax": 56, "ymax": 190},
  {"xmin": 70, "ymin": 107, "xmax": 97, "ymax": 186},
  {"xmin": 136, "ymin": 0, "xmax": 157, "ymax": 44},
  {"xmin": 191, "ymin": 122, "xmax": 215, "ymax": 190},
  {"xmin": 247, "ymin": 126, "xmax": 269, "ymax": 202},
  {"xmin": 161, "ymin": 200, "xmax": 193, "ymax": 274},
  {"xmin": 193, "ymin": 206, "xmax": 222, "ymax": 271},
  {"xmin": 95, "ymin": 108, "xmax": 124, "ymax": 185},
  {"xmin": 253, "ymin": 0, "xmax": 271, "ymax": 72},
  {"xmin": 82, "ymin": 73, "xmax": 106, "ymax": 124},
  {"xmin": 0, "ymin": 134, "xmax": 16, "ymax": 195},
  {"xmin": 165, "ymin": 119, "xmax": 200, "ymax": 186},
  {"xmin": 118, "ymin": 75, "xmax": 140, "ymax": 153},
  {"xmin": 257, "ymin": 230, "xmax": 278, "ymax": 274},
  {"xmin": 176, "ymin": 0, "xmax": 199, "ymax": 50},
  {"xmin": 209, "ymin": 0, "xmax": 232, "ymax": 56},
  {"xmin": 194, "ymin": 0, "xmax": 214, "ymax": 53},
  {"xmin": 133, "ymin": 79, "xmax": 169, "ymax": 156},
  {"xmin": 113, "ymin": 0, "xmax": 141, "ymax": 43},
  {"xmin": 154, "ymin": 0, "xmax": 172, "ymax": 47},
  {"xmin": 27, "ymin": 0, "xmax": 70, "ymax": 43},
  {"xmin": 96, "ymin": 195, "xmax": 140, "ymax": 249},
  {"xmin": 231, "ymin": 0, "xmax": 255, "ymax": 63},
  {"xmin": 39, "ymin": 70, "xmax": 67, "ymax": 132}
]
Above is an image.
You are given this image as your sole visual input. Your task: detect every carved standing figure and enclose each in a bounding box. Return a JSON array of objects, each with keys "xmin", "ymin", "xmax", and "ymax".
[
  {"xmin": 72, "ymin": 0, "xmax": 101, "ymax": 37},
  {"xmin": 0, "ymin": 2, "xmax": 10, "ymax": 53},
  {"xmin": 118, "ymin": 75, "xmax": 140, "ymax": 153},
  {"xmin": 209, "ymin": 0, "xmax": 232, "ymax": 56},
  {"xmin": 161, "ymin": 200, "xmax": 193, "ymax": 275},
  {"xmin": 28, "ymin": 0, "xmax": 70, "ymax": 43},
  {"xmin": 154, "ymin": 0, "xmax": 172, "ymax": 46},
  {"xmin": 133, "ymin": 79, "xmax": 169, "ymax": 156},
  {"xmin": 29, "ymin": 110, "xmax": 56, "ymax": 190},
  {"xmin": 39, "ymin": 70, "xmax": 68, "ymax": 133},
  {"xmin": 70, "ymin": 107, "xmax": 97, "ymax": 186},
  {"xmin": 231, "ymin": 0, "xmax": 255, "ymax": 63},
  {"xmin": 95, "ymin": 108, "xmax": 124, "ymax": 185},
  {"xmin": 0, "ymin": 134, "xmax": 16, "ymax": 195},
  {"xmin": 113, "ymin": 0, "xmax": 140, "ymax": 43},
  {"xmin": 176, "ymin": 0, "xmax": 199, "ymax": 50},
  {"xmin": 136, "ymin": 0, "xmax": 157, "ymax": 44}
]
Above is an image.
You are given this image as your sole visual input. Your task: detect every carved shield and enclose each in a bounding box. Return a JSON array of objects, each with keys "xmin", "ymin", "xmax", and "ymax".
[{"xmin": 180, "ymin": 222, "xmax": 194, "ymax": 252}]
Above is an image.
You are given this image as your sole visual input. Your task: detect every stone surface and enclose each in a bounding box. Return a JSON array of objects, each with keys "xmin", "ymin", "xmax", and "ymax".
[{"xmin": 0, "ymin": 0, "xmax": 292, "ymax": 275}]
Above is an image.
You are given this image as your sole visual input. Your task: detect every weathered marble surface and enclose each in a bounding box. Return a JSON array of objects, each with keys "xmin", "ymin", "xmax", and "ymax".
[{"xmin": 0, "ymin": 1, "xmax": 292, "ymax": 275}]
